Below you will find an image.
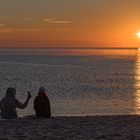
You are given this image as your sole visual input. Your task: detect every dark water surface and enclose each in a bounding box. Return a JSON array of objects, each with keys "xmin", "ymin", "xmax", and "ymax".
[{"xmin": 0, "ymin": 48, "xmax": 140, "ymax": 116}]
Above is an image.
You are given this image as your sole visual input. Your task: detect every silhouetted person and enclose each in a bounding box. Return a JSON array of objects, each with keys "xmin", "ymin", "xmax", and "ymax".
[
  {"xmin": 34, "ymin": 87, "xmax": 51, "ymax": 118},
  {"xmin": 0, "ymin": 87, "xmax": 31, "ymax": 119}
]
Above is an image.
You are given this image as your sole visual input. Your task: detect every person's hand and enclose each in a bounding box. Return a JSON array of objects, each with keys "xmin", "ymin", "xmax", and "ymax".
[{"xmin": 27, "ymin": 91, "xmax": 32, "ymax": 100}]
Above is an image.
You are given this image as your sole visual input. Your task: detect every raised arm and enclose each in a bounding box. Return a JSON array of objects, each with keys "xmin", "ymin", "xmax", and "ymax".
[{"xmin": 17, "ymin": 92, "xmax": 32, "ymax": 109}]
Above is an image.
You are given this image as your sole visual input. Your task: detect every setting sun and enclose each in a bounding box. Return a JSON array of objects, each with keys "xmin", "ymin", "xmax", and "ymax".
[{"xmin": 136, "ymin": 32, "xmax": 140, "ymax": 38}]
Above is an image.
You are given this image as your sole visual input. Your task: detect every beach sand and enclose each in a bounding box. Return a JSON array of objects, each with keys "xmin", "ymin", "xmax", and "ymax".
[{"xmin": 0, "ymin": 115, "xmax": 140, "ymax": 140}]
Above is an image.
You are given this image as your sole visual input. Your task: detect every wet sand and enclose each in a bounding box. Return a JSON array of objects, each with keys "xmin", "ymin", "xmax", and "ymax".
[{"xmin": 0, "ymin": 115, "xmax": 140, "ymax": 140}]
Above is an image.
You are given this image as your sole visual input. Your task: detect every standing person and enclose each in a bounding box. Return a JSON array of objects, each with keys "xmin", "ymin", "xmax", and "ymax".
[
  {"xmin": 34, "ymin": 87, "xmax": 51, "ymax": 118},
  {"xmin": 0, "ymin": 87, "xmax": 32, "ymax": 119}
]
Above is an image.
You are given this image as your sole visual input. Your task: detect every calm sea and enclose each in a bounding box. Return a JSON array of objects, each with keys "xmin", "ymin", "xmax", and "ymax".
[{"xmin": 0, "ymin": 48, "xmax": 140, "ymax": 116}]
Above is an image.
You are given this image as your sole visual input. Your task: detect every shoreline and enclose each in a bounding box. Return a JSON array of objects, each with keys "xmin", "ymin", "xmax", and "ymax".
[{"xmin": 1, "ymin": 115, "xmax": 140, "ymax": 139}]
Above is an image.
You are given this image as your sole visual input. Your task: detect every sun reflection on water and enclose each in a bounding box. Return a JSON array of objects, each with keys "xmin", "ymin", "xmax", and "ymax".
[{"xmin": 134, "ymin": 51, "xmax": 140, "ymax": 114}]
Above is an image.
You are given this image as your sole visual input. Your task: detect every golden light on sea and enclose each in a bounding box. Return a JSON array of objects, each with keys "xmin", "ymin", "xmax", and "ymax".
[{"xmin": 134, "ymin": 51, "xmax": 140, "ymax": 114}]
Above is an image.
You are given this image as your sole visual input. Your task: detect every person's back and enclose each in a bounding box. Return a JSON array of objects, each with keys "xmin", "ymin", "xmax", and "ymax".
[
  {"xmin": 0, "ymin": 88, "xmax": 31, "ymax": 119},
  {"xmin": 1, "ymin": 96, "xmax": 20, "ymax": 119},
  {"xmin": 34, "ymin": 87, "xmax": 51, "ymax": 118}
]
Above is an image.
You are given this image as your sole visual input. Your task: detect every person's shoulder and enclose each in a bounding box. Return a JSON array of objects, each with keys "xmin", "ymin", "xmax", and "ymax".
[
  {"xmin": 34, "ymin": 96, "xmax": 39, "ymax": 101},
  {"xmin": 45, "ymin": 96, "xmax": 49, "ymax": 99},
  {"xmin": 45, "ymin": 96, "xmax": 50, "ymax": 101}
]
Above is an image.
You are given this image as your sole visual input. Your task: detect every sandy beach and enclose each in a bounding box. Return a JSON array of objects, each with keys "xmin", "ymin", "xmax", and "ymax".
[{"xmin": 0, "ymin": 115, "xmax": 140, "ymax": 140}]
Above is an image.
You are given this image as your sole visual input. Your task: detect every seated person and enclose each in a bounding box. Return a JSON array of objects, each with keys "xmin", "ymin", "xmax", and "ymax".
[
  {"xmin": 34, "ymin": 87, "xmax": 51, "ymax": 118},
  {"xmin": 0, "ymin": 87, "xmax": 31, "ymax": 119}
]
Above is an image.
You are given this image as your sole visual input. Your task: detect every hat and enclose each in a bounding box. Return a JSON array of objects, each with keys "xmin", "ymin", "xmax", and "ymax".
[{"xmin": 39, "ymin": 87, "xmax": 46, "ymax": 92}]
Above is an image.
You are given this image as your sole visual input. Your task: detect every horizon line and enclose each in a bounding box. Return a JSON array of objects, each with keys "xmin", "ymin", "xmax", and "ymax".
[{"xmin": 0, "ymin": 47, "xmax": 139, "ymax": 50}]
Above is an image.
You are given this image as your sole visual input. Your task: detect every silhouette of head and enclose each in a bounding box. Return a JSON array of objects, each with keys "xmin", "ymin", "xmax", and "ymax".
[
  {"xmin": 39, "ymin": 87, "xmax": 45, "ymax": 93},
  {"xmin": 38, "ymin": 87, "xmax": 46, "ymax": 97},
  {"xmin": 6, "ymin": 87, "xmax": 16, "ymax": 98}
]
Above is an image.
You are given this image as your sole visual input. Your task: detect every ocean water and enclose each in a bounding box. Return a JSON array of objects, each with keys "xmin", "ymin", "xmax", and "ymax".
[{"xmin": 0, "ymin": 48, "xmax": 140, "ymax": 117}]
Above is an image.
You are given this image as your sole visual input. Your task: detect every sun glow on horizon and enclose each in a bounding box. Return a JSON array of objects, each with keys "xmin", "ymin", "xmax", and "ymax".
[{"xmin": 136, "ymin": 32, "xmax": 140, "ymax": 38}]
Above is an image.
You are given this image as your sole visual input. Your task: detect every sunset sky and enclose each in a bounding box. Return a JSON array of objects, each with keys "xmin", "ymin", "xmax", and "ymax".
[{"xmin": 0, "ymin": 0, "xmax": 140, "ymax": 48}]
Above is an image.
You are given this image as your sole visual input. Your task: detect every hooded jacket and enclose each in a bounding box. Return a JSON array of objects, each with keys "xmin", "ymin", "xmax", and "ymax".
[{"xmin": 0, "ymin": 88, "xmax": 23, "ymax": 119}]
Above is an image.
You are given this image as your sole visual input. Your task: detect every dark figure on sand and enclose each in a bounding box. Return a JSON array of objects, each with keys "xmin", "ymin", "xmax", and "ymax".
[
  {"xmin": 34, "ymin": 87, "xmax": 51, "ymax": 118},
  {"xmin": 0, "ymin": 87, "xmax": 31, "ymax": 119}
]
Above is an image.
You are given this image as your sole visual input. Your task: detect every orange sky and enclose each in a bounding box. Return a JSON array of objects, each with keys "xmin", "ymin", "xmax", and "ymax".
[{"xmin": 0, "ymin": 0, "xmax": 140, "ymax": 48}]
